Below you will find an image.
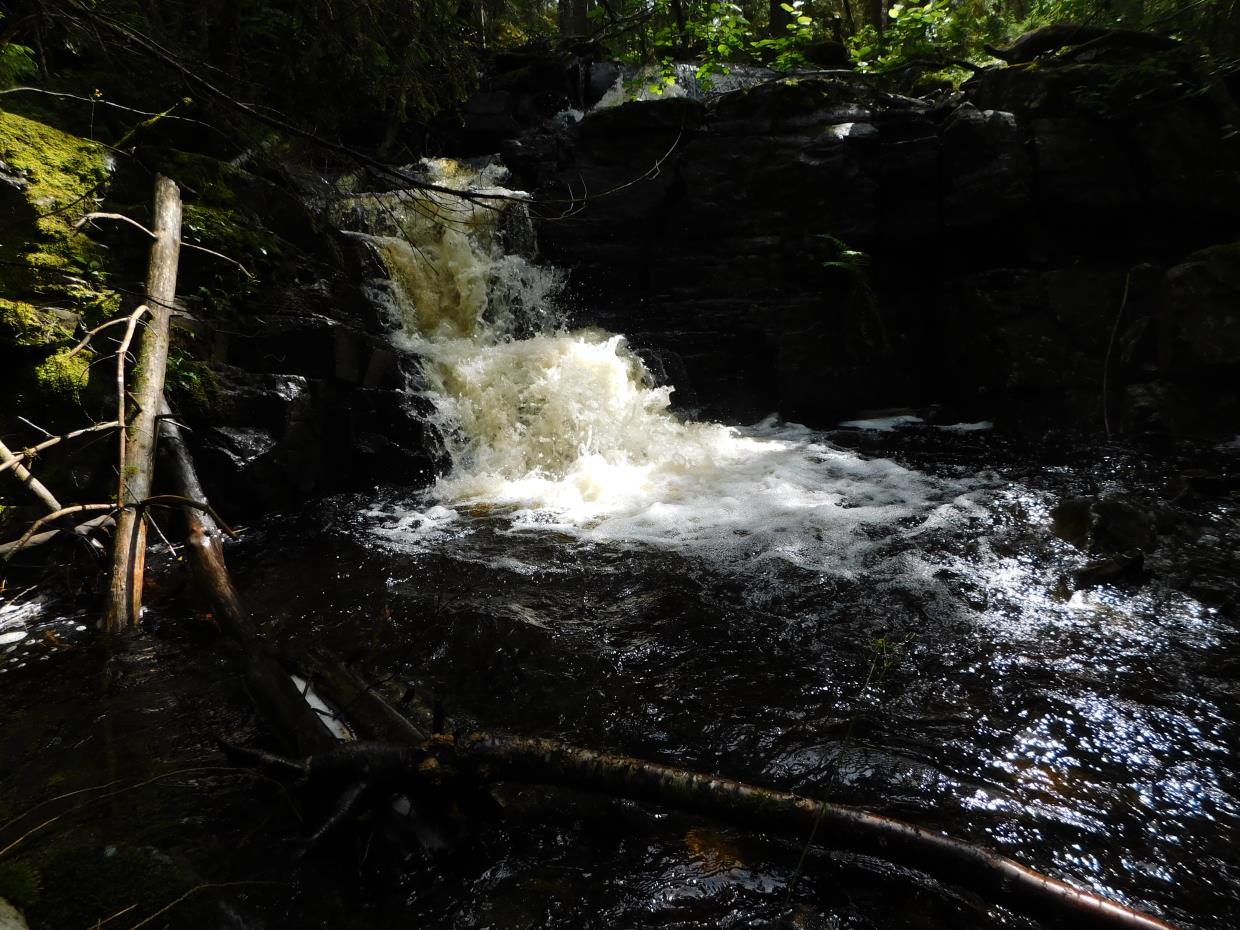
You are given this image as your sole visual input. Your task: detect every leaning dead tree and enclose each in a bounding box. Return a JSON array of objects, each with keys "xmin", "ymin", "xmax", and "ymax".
[{"xmin": 103, "ymin": 175, "xmax": 182, "ymax": 632}]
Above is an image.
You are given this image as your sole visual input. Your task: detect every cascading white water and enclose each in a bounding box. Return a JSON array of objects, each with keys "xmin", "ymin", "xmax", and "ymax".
[{"xmin": 340, "ymin": 159, "xmax": 975, "ymax": 573}]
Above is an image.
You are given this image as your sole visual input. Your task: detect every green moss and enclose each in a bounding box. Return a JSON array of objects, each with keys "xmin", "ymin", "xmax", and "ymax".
[
  {"xmin": 0, "ymin": 109, "xmax": 119, "ymax": 342},
  {"xmin": 0, "ymin": 297, "xmax": 73, "ymax": 346},
  {"xmin": 155, "ymin": 149, "xmax": 246, "ymax": 208},
  {"xmin": 33, "ymin": 347, "xmax": 91, "ymax": 401},
  {"xmin": 166, "ymin": 341, "xmax": 225, "ymax": 417},
  {"xmin": 182, "ymin": 202, "xmax": 280, "ymax": 265}
]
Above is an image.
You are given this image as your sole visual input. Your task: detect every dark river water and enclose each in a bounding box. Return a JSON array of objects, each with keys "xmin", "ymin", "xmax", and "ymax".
[
  {"xmin": 3, "ymin": 155, "xmax": 1239, "ymax": 928},
  {"xmin": 230, "ymin": 423, "xmax": 1234, "ymax": 930},
  {"xmin": 2, "ymin": 422, "xmax": 1237, "ymax": 930}
]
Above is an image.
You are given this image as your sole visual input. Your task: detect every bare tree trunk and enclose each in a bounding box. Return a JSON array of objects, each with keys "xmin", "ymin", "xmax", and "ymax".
[
  {"xmin": 769, "ymin": 0, "xmax": 793, "ymax": 37},
  {"xmin": 103, "ymin": 175, "xmax": 181, "ymax": 633},
  {"xmin": 863, "ymin": 0, "xmax": 884, "ymax": 34},
  {"xmin": 559, "ymin": 0, "xmax": 590, "ymax": 39}
]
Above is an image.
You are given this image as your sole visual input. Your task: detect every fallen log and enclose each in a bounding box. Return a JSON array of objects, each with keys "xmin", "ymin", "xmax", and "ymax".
[
  {"xmin": 264, "ymin": 731, "xmax": 1180, "ymax": 930},
  {"xmin": 158, "ymin": 399, "xmax": 337, "ymax": 755},
  {"xmin": 104, "ymin": 175, "xmax": 182, "ymax": 633},
  {"xmin": 984, "ymin": 24, "xmax": 1178, "ymax": 64},
  {"xmin": 282, "ymin": 659, "xmax": 1182, "ymax": 930}
]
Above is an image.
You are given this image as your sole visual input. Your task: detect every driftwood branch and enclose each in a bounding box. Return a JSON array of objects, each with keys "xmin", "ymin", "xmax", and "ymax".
[
  {"xmin": 1, "ymin": 504, "xmax": 116, "ymax": 561},
  {"xmin": 275, "ymin": 657, "xmax": 1180, "ymax": 930},
  {"xmin": 0, "ymin": 514, "xmax": 114, "ymax": 557},
  {"xmin": 104, "ymin": 177, "xmax": 181, "ymax": 633},
  {"xmin": 263, "ymin": 727, "xmax": 1180, "ymax": 930},
  {"xmin": 0, "ymin": 438, "xmax": 64, "ymax": 513},
  {"xmin": 0, "ymin": 421, "xmax": 120, "ymax": 476}
]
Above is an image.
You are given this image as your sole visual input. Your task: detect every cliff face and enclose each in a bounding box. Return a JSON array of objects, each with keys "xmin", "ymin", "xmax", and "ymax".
[{"xmin": 508, "ymin": 52, "xmax": 1240, "ymax": 433}]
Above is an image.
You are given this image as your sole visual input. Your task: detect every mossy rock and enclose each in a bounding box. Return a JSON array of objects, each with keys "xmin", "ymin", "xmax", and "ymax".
[
  {"xmin": 0, "ymin": 109, "xmax": 120, "ymax": 374},
  {"xmin": 32, "ymin": 348, "xmax": 91, "ymax": 403},
  {"xmin": 1191, "ymin": 240, "xmax": 1240, "ymax": 290},
  {"xmin": 181, "ymin": 202, "xmax": 281, "ymax": 267}
]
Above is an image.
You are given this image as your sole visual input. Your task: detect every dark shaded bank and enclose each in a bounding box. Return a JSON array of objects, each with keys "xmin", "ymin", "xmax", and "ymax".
[{"xmin": 506, "ymin": 50, "xmax": 1240, "ymax": 434}]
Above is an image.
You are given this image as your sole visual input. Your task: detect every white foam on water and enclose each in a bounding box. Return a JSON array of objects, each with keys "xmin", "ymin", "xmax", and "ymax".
[
  {"xmin": 352, "ymin": 160, "xmax": 979, "ymax": 575},
  {"xmin": 838, "ymin": 415, "xmax": 924, "ymax": 431}
]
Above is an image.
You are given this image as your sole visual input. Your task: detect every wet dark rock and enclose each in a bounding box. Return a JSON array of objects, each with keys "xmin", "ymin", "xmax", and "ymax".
[
  {"xmin": 1051, "ymin": 495, "xmax": 1159, "ymax": 555},
  {"xmin": 1163, "ymin": 243, "xmax": 1240, "ymax": 371},
  {"xmin": 1071, "ymin": 552, "xmax": 1146, "ymax": 589},
  {"xmin": 519, "ymin": 58, "xmax": 1239, "ymax": 431},
  {"xmin": 0, "ymin": 158, "xmax": 32, "ymax": 225},
  {"xmin": 193, "ymin": 362, "xmax": 442, "ymax": 510}
]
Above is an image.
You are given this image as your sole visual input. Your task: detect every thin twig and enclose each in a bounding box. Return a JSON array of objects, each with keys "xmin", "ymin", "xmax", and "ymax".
[
  {"xmin": 0, "ymin": 514, "xmax": 114, "ymax": 557},
  {"xmin": 0, "ymin": 817, "xmax": 57, "ymax": 859},
  {"xmin": 118, "ymin": 881, "xmax": 282, "ymax": 930},
  {"xmin": 67, "ymin": 315, "xmax": 142, "ymax": 359},
  {"xmin": 17, "ymin": 417, "xmax": 53, "ymax": 439},
  {"xmin": 0, "ymin": 421, "xmax": 122, "ymax": 476},
  {"xmin": 180, "ymin": 241, "xmax": 253, "ymax": 278},
  {"xmin": 75, "ymin": 212, "xmax": 156, "ymax": 238},
  {"xmin": 1, "ymin": 504, "xmax": 116, "ymax": 561},
  {"xmin": 133, "ymin": 494, "xmax": 237, "ymax": 537},
  {"xmin": 90, "ymin": 902, "xmax": 139, "ymax": 930},
  {"xmin": 75, "ymin": 214, "xmax": 253, "ymax": 276}
]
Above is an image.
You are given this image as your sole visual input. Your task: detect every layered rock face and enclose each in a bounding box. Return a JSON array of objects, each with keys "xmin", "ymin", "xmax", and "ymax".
[{"xmin": 508, "ymin": 53, "xmax": 1240, "ymax": 433}]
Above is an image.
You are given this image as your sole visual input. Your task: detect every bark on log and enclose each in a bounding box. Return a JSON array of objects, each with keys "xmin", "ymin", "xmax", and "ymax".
[
  {"xmin": 158, "ymin": 401, "xmax": 337, "ymax": 755},
  {"xmin": 296, "ymin": 665, "xmax": 1180, "ymax": 930},
  {"xmin": 0, "ymin": 438, "xmax": 63, "ymax": 513},
  {"xmin": 103, "ymin": 175, "xmax": 182, "ymax": 633},
  {"xmin": 286, "ymin": 733, "xmax": 1179, "ymax": 930},
  {"xmin": 450, "ymin": 735, "xmax": 1182, "ymax": 930}
]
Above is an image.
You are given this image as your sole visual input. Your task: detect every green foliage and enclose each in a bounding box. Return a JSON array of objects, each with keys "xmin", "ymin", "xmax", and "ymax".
[
  {"xmin": 819, "ymin": 233, "xmax": 888, "ymax": 359},
  {"xmin": 229, "ymin": 0, "xmax": 477, "ymax": 124},
  {"xmin": 166, "ymin": 340, "xmax": 223, "ymax": 417},
  {"xmin": 752, "ymin": 3, "xmax": 819, "ymax": 71},
  {"xmin": 598, "ymin": 0, "xmax": 1237, "ymax": 91},
  {"xmin": 0, "ymin": 13, "xmax": 37, "ymax": 88},
  {"xmin": 849, "ymin": 1, "xmax": 1001, "ymax": 74},
  {"xmin": 605, "ymin": 0, "xmax": 834, "ymax": 89}
]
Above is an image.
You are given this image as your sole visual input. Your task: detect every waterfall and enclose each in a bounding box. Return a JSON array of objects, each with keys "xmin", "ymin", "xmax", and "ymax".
[{"xmin": 338, "ymin": 159, "xmax": 970, "ymax": 573}]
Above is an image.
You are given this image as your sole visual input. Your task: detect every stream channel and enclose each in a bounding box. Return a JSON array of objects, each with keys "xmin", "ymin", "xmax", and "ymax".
[{"xmin": 2, "ymin": 160, "xmax": 1238, "ymax": 929}]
